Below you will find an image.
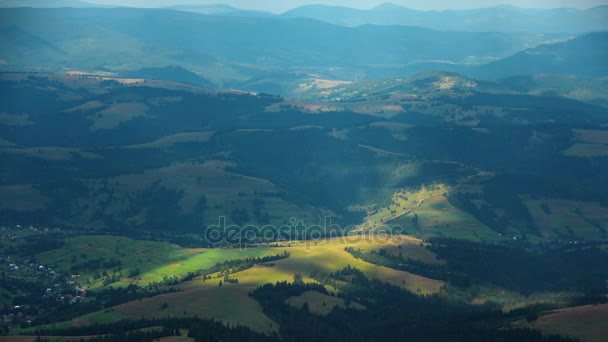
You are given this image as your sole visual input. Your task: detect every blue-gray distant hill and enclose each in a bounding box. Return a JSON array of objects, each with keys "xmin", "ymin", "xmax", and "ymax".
[
  {"xmin": 166, "ymin": 4, "xmax": 273, "ymax": 18},
  {"xmin": 0, "ymin": 0, "xmax": 97, "ymax": 8},
  {"xmin": 123, "ymin": 66, "xmax": 213, "ymax": 88},
  {"xmin": 474, "ymin": 32, "xmax": 608, "ymax": 79},
  {"xmin": 282, "ymin": 3, "xmax": 608, "ymax": 33},
  {"xmin": 0, "ymin": 7, "xmax": 563, "ymax": 79}
]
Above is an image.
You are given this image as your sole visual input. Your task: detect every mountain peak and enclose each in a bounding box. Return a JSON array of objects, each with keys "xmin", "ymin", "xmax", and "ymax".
[{"xmin": 373, "ymin": 2, "xmax": 404, "ymax": 10}]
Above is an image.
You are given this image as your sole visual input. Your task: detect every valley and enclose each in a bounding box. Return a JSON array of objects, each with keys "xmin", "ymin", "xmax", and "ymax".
[
  {"xmin": 1, "ymin": 3, "xmax": 608, "ymax": 340},
  {"xmin": 1, "ymin": 71, "xmax": 607, "ymax": 341}
]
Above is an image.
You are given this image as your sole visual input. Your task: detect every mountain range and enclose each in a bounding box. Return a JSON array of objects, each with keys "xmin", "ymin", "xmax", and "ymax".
[
  {"xmin": 3, "ymin": 6, "xmax": 604, "ymax": 95},
  {"xmin": 1, "ymin": 1, "xmax": 607, "ymax": 33},
  {"xmin": 281, "ymin": 3, "xmax": 608, "ymax": 33}
]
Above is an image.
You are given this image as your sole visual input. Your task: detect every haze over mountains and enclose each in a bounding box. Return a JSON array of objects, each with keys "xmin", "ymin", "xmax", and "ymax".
[
  {"xmin": 2, "ymin": 2, "xmax": 608, "ymax": 341},
  {"xmin": 2, "ymin": 1, "xmax": 608, "ymax": 33},
  {"xmin": 474, "ymin": 32, "xmax": 608, "ymax": 78},
  {"xmin": 1, "ymin": 4, "xmax": 607, "ymax": 96},
  {"xmin": 281, "ymin": 3, "xmax": 608, "ymax": 33}
]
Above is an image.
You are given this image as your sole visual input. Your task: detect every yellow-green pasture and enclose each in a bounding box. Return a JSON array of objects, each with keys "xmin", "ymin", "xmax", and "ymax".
[
  {"xmin": 47, "ymin": 235, "xmax": 443, "ymax": 334},
  {"xmin": 36, "ymin": 235, "xmax": 277, "ymax": 289}
]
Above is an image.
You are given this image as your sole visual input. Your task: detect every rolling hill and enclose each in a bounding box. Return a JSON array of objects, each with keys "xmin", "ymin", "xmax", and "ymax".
[
  {"xmin": 2, "ymin": 71, "xmax": 608, "ymax": 242},
  {"xmin": 475, "ymin": 32, "xmax": 608, "ymax": 79},
  {"xmin": 1, "ymin": 4, "xmax": 608, "ymax": 342}
]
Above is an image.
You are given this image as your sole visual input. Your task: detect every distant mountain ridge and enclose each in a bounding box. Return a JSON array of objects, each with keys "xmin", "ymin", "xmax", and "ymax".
[
  {"xmin": 474, "ymin": 32, "xmax": 608, "ymax": 79},
  {"xmin": 0, "ymin": 7, "xmax": 561, "ymax": 76},
  {"xmin": 0, "ymin": 7, "xmax": 605, "ymax": 96},
  {"xmin": 166, "ymin": 4, "xmax": 273, "ymax": 18},
  {"xmin": 0, "ymin": 0, "xmax": 97, "ymax": 8},
  {"xmin": 281, "ymin": 3, "xmax": 608, "ymax": 33},
  {"xmin": 1, "ymin": 1, "xmax": 606, "ymax": 34}
]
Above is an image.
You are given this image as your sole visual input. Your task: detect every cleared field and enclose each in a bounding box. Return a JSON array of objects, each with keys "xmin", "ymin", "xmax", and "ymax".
[
  {"xmin": 14, "ymin": 308, "xmax": 127, "ymax": 337},
  {"xmin": 572, "ymin": 129, "xmax": 608, "ymax": 145},
  {"xmin": 384, "ymin": 186, "xmax": 498, "ymax": 242},
  {"xmin": 265, "ymin": 99, "xmax": 344, "ymax": 113},
  {"xmin": 350, "ymin": 182, "xmax": 499, "ymax": 241},
  {"xmin": 0, "ymin": 184, "xmax": 49, "ymax": 211},
  {"xmin": 412, "ymin": 193, "xmax": 499, "ymax": 241},
  {"xmin": 0, "ymin": 337, "xmax": 109, "ymax": 342},
  {"xmin": 159, "ymin": 334, "xmax": 194, "ymax": 342},
  {"xmin": 563, "ymin": 143, "xmax": 608, "ymax": 157},
  {"xmin": 0, "ymin": 337, "xmax": 38, "ymax": 342},
  {"xmin": 355, "ymin": 185, "xmax": 447, "ymax": 229},
  {"xmin": 354, "ymin": 235, "xmax": 441, "ymax": 265},
  {"xmin": 89, "ymin": 102, "xmax": 148, "ymax": 130},
  {"xmin": 532, "ymin": 303, "xmax": 608, "ymax": 342},
  {"xmin": 114, "ymin": 286, "xmax": 279, "ymax": 334},
  {"xmin": 80, "ymin": 161, "xmax": 321, "ymax": 229},
  {"xmin": 297, "ymin": 78, "xmax": 352, "ymax": 92},
  {"xmin": 0, "ymin": 147, "xmax": 100, "ymax": 161},
  {"xmin": 563, "ymin": 129, "xmax": 608, "ymax": 157},
  {"xmin": 471, "ymin": 286, "xmax": 576, "ymax": 312},
  {"xmin": 433, "ymin": 75, "xmax": 476, "ymax": 90},
  {"xmin": 524, "ymin": 198, "xmax": 608, "ymax": 240},
  {"xmin": 66, "ymin": 100, "xmax": 106, "ymax": 112},
  {"xmin": 0, "ymin": 138, "xmax": 15, "ymax": 147},
  {"xmin": 56, "ymin": 236, "xmax": 443, "ymax": 334},
  {"xmin": 369, "ymin": 121, "xmax": 414, "ymax": 132},
  {"xmin": 348, "ymin": 102, "xmax": 406, "ymax": 117},
  {"xmin": 0, "ymin": 112, "xmax": 32, "ymax": 126},
  {"xmin": 36, "ymin": 235, "xmax": 276, "ymax": 288},
  {"xmin": 125, "ymin": 132, "xmax": 215, "ymax": 149},
  {"xmin": 285, "ymin": 290, "xmax": 365, "ymax": 315},
  {"xmin": 237, "ymin": 236, "xmax": 445, "ymax": 295}
]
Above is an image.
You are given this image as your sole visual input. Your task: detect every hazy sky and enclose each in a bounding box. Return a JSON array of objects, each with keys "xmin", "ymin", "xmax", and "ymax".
[{"xmin": 86, "ymin": 0, "xmax": 608, "ymax": 13}]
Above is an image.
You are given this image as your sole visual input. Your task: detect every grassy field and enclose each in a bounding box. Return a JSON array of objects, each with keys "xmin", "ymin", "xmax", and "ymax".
[
  {"xmin": 89, "ymin": 102, "xmax": 149, "ymax": 131},
  {"xmin": 471, "ymin": 287, "xmax": 576, "ymax": 312},
  {"xmin": 0, "ymin": 112, "xmax": 33, "ymax": 126},
  {"xmin": 12, "ymin": 308, "xmax": 127, "ymax": 337},
  {"xmin": 41, "ymin": 235, "xmax": 444, "ymax": 334},
  {"xmin": 0, "ymin": 138, "xmax": 15, "ymax": 147},
  {"xmin": 125, "ymin": 132, "xmax": 215, "ymax": 149},
  {"xmin": 257, "ymin": 236, "xmax": 444, "ymax": 294},
  {"xmin": 36, "ymin": 235, "xmax": 277, "ymax": 288},
  {"xmin": 380, "ymin": 185, "xmax": 499, "ymax": 242},
  {"xmin": 159, "ymin": 334, "xmax": 194, "ymax": 342},
  {"xmin": 524, "ymin": 197, "xmax": 608, "ymax": 240},
  {"xmin": 76, "ymin": 161, "xmax": 321, "ymax": 230},
  {"xmin": 10, "ymin": 330, "xmax": 192, "ymax": 341},
  {"xmin": 351, "ymin": 184, "xmax": 448, "ymax": 229},
  {"xmin": 562, "ymin": 128, "xmax": 608, "ymax": 157},
  {"xmin": 107, "ymin": 236, "xmax": 444, "ymax": 333},
  {"xmin": 0, "ymin": 147, "xmax": 100, "ymax": 161},
  {"xmin": 562, "ymin": 143, "xmax": 608, "ymax": 157},
  {"xmin": 531, "ymin": 303, "xmax": 608, "ymax": 342},
  {"xmin": 412, "ymin": 193, "xmax": 500, "ymax": 241},
  {"xmin": 573, "ymin": 129, "xmax": 608, "ymax": 145},
  {"xmin": 0, "ymin": 185, "xmax": 49, "ymax": 211},
  {"xmin": 285, "ymin": 290, "xmax": 365, "ymax": 315},
  {"xmin": 114, "ymin": 286, "xmax": 279, "ymax": 334},
  {"xmin": 352, "ymin": 234, "xmax": 441, "ymax": 265}
]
